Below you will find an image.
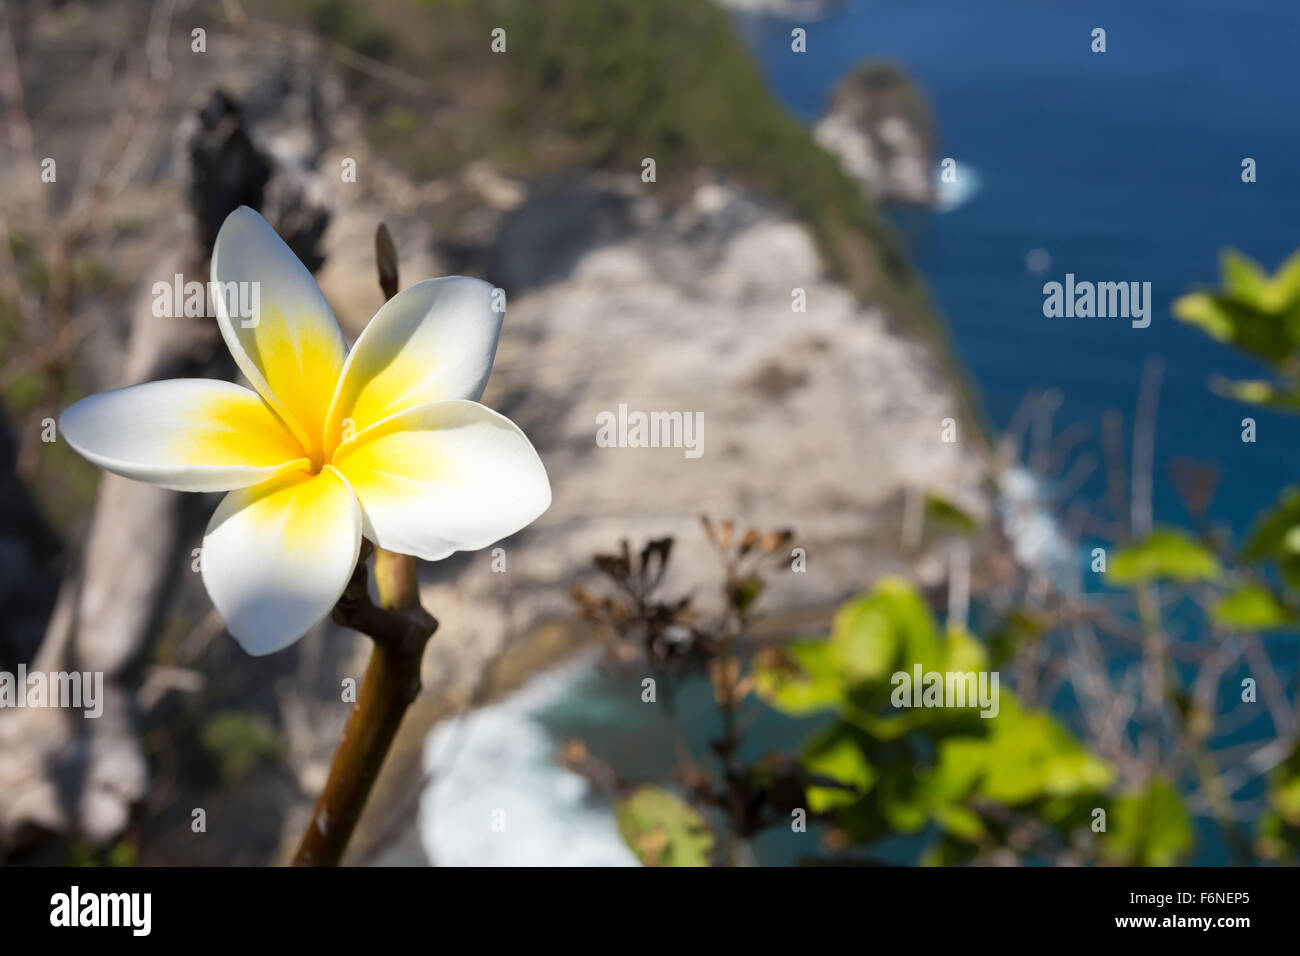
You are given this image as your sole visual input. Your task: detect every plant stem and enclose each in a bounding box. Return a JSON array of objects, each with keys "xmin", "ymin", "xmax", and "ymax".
[
  {"xmin": 293, "ymin": 223, "xmax": 432, "ymax": 866},
  {"xmin": 291, "ymin": 544, "xmax": 436, "ymax": 866},
  {"xmin": 715, "ymin": 569, "xmax": 745, "ymax": 867},
  {"xmin": 374, "ymin": 545, "xmax": 420, "ymax": 609}
]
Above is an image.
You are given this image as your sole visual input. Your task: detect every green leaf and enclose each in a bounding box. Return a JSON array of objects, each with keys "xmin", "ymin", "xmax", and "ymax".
[
  {"xmin": 1213, "ymin": 584, "xmax": 1296, "ymax": 631},
  {"xmin": 933, "ymin": 804, "xmax": 986, "ymax": 841},
  {"xmin": 830, "ymin": 577, "xmax": 943, "ymax": 683},
  {"xmin": 1209, "ymin": 376, "xmax": 1300, "ymax": 411},
  {"xmin": 1244, "ymin": 487, "xmax": 1300, "ymax": 558},
  {"xmin": 1275, "ymin": 773, "xmax": 1300, "ymax": 828},
  {"xmin": 1171, "ymin": 291, "xmax": 1235, "ymax": 342},
  {"xmin": 1174, "ymin": 249, "xmax": 1300, "ymax": 366},
  {"xmin": 1220, "ymin": 249, "xmax": 1269, "ymax": 303},
  {"xmin": 942, "ymin": 625, "xmax": 989, "ymax": 675},
  {"xmin": 843, "ymin": 706, "xmax": 932, "ymax": 740},
  {"xmin": 615, "ymin": 786, "xmax": 714, "ymax": 867},
  {"xmin": 752, "ymin": 640, "xmax": 845, "ymax": 716},
  {"xmin": 878, "ymin": 772, "xmax": 929, "ymax": 833},
  {"xmin": 926, "ymin": 737, "xmax": 988, "ymax": 802},
  {"xmin": 924, "ymin": 493, "xmax": 979, "ymax": 534},
  {"xmin": 1109, "ymin": 528, "xmax": 1221, "ymax": 585},
  {"xmin": 828, "ymin": 593, "xmax": 899, "ymax": 684},
  {"xmin": 730, "ymin": 574, "xmax": 765, "ymax": 615},
  {"xmin": 921, "ymin": 836, "xmax": 979, "ymax": 866},
  {"xmin": 1262, "ymin": 248, "xmax": 1300, "ymax": 312},
  {"xmin": 1268, "ymin": 744, "xmax": 1300, "ymax": 827},
  {"xmin": 977, "ymin": 698, "xmax": 1114, "ymax": 803},
  {"xmin": 1172, "ymin": 292, "xmax": 1296, "ymax": 363},
  {"xmin": 802, "ymin": 724, "xmax": 875, "ymax": 812},
  {"xmin": 1242, "ymin": 487, "xmax": 1300, "ymax": 588},
  {"xmin": 1105, "ymin": 779, "xmax": 1192, "ymax": 866}
]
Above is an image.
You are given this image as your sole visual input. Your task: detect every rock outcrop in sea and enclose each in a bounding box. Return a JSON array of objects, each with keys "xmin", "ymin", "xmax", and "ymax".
[{"xmin": 814, "ymin": 62, "xmax": 938, "ymax": 208}]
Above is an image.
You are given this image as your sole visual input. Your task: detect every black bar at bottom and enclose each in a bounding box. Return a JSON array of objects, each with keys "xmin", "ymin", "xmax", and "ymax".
[{"xmin": 0, "ymin": 864, "xmax": 1280, "ymax": 942}]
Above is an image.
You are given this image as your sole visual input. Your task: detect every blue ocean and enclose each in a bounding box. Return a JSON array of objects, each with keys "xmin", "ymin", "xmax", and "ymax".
[{"xmin": 740, "ymin": 0, "xmax": 1300, "ymax": 533}]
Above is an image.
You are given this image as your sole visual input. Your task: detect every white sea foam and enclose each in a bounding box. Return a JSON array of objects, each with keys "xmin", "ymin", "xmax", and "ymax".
[
  {"xmin": 715, "ymin": 0, "xmax": 835, "ymax": 19},
  {"xmin": 419, "ymin": 653, "xmax": 638, "ymax": 867},
  {"xmin": 997, "ymin": 465, "xmax": 1075, "ymax": 588},
  {"xmin": 934, "ymin": 162, "xmax": 981, "ymax": 213}
]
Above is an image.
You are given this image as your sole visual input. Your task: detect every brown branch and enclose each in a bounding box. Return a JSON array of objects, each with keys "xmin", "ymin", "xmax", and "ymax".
[{"xmin": 291, "ymin": 542, "xmax": 436, "ymax": 866}]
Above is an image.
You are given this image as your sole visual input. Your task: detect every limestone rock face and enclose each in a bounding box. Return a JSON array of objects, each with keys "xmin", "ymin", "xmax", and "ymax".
[
  {"xmin": 814, "ymin": 63, "xmax": 937, "ymax": 207},
  {"xmin": 374, "ymin": 172, "xmax": 988, "ymax": 705}
]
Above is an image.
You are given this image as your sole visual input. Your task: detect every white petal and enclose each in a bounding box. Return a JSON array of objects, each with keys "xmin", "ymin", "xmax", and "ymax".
[
  {"xmin": 211, "ymin": 206, "xmax": 346, "ymax": 461},
  {"xmin": 60, "ymin": 379, "xmax": 309, "ymax": 492},
  {"xmin": 331, "ymin": 400, "xmax": 550, "ymax": 561},
  {"xmin": 324, "ymin": 277, "xmax": 502, "ymax": 454},
  {"xmin": 201, "ymin": 467, "xmax": 361, "ymax": 655}
]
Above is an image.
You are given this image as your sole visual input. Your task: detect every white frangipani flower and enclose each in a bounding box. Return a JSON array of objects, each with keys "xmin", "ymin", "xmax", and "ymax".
[{"xmin": 61, "ymin": 207, "xmax": 550, "ymax": 655}]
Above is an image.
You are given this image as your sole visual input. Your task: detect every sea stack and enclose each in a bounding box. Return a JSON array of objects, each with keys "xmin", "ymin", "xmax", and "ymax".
[{"xmin": 814, "ymin": 61, "xmax": 938, "ymax": 208}]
